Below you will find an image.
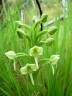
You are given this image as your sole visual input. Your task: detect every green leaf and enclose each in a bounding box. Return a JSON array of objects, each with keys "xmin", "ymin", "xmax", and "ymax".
[{"xmin": 31, "ymin": 0, "xmax": 35, "ymax": 9}]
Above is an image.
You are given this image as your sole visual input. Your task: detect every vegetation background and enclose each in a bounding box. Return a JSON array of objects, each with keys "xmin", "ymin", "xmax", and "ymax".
[{"xmin": 0, "ymin": 0, "xmax": 72, "ymax": 96}]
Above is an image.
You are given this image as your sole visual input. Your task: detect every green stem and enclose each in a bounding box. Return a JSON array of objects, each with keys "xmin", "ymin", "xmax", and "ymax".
[
  {"xmin": 51, "ymin": 65, "xmax": 54, "ymax": 75},
  {"xmin": 29, "ymin": 73, "xmax": 34, "ymax": 85},
  {"xmin": 14, "ymin": 60, "xmax": 16, "ymax": 71},
  {"xmin": 34, "ymin": 57, "xmax": 39, "ymax": 69}
]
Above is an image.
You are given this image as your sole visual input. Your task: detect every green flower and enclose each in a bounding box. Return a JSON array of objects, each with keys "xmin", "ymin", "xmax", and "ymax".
[
  {"xmin": 20, "ymin": 64, "xmax": 37, "ymax": 85},
  {"xmin": 29, "ymin": 46, "xmax": 43, "ymax": 69},
  {"xmin": 5, "ymin": 51, "xmax": 16, "ymax": 71},
  {"xmin": 20, "ymin": 64, "xmax": 37, "ymax": 74},
  {"xmin": 50, "ymin": 55, "xmax": 60, "ymax": 75},
  {"xmin": 5, "ymin": 51, "xmax": 16, "ymax": 59},
  {"xmin": 50, "ymin": 55, "xmax": 60, "ymax": 65},
  {"xmin": 29, "ymin": 46, "xmax": 43, "ymax": 57}
]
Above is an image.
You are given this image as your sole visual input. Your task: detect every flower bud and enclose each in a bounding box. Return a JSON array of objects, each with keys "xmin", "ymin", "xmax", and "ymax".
[
  {"xmin": 41, "ymin": 14, "xmax": 48, "ymax": 23},
  {"xmin": 45, "ymin": 38, "xmax": 54, "ymax": 46},
  {"xmin": 17, "ymin": 28, "xmax": 26, "ymax": 38},
  {"xmin": 48, "ymin": 26, "xmax": 57, "ymax": 35}
]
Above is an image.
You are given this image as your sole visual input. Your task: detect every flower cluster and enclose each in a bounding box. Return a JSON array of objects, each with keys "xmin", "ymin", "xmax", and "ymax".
[{"xmin": 5, "ymin": 14, "xmax": 60, "ymax": 85}]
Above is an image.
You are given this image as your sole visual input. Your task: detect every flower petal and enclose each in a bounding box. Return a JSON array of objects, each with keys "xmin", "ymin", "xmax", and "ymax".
[
  {"xmin": 20, "ymin": 65, "xmax": 27, "ymax": 74},
  {"xmin": 5, "ymin": 51, "xmax": 16, "ymax": 59}
]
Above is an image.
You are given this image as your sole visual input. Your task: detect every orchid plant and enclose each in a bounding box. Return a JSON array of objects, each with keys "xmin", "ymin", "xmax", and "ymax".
[{"xmin": 5, "ymin": 14, "xmax": 60, "ymax": 85}]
